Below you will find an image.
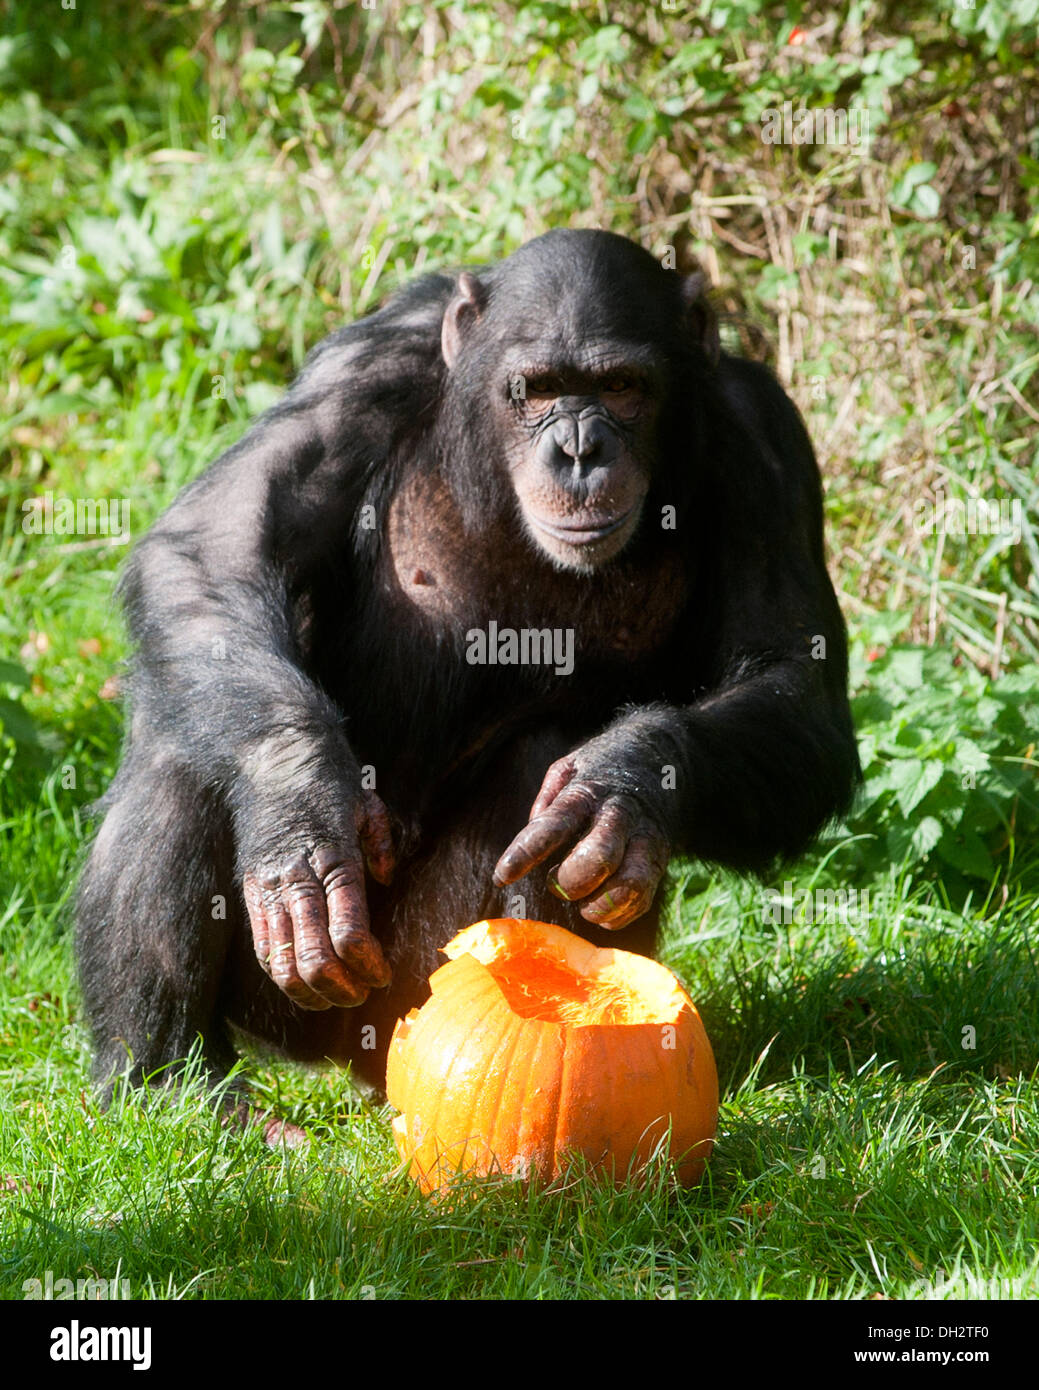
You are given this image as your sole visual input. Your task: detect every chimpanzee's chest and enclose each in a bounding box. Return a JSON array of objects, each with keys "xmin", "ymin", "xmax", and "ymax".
[
  {"xmin": 308, "ymin": 472, "xmax": 696, "ymax": 805},
  {"xmin": 378, "ymin": 470, "xmax": 689, "ymax": 665}
]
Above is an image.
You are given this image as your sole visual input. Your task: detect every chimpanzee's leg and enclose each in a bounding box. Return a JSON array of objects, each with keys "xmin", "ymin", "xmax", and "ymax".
[{"xmin": 76, "ymin": 748, "xmax": 239, "ymax": 1096}]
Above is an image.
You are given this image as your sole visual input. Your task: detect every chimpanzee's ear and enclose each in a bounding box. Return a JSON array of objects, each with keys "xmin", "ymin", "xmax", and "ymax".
[
  {"xmin": 441, "ymin": 272, "xmax": 486, "ymax": 369},
  {"xmin": 680, "ymin": 270, "xmax": 721, "ymax": 366}
]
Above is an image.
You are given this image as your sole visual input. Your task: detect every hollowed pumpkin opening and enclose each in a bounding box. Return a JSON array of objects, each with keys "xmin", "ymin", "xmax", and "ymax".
[
  {"xmin": 442, "ymin": 917, "xmax": 690, "ymax": 1028},
  {"xmin": 476, "ymin": 928, "xmax": 665, "ymax": 1026}
]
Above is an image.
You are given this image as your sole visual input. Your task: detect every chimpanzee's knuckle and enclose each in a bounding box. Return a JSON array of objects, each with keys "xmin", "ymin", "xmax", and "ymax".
[
  {"xmin": 309, "ymin": 840, "xmax": 354, "ymax": 877},
  {"xmin": 322, "ymin": 862, "xmax": 364, "ymax": 897},
  {"xmin": 257, "ymin": 865, "xmax": 285, "ymax": 894}
]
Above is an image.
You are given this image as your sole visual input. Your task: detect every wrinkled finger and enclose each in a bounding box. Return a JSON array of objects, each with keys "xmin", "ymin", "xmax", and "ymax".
[
  {"xmin": 529, "ymin": 755, "xmax": 577, "ymax": 819},
  {"xmin": 357, "ymin": 792, "xmax": 396, "ymax": 886},
  {"xmin": 286, "ymin": 890, "xmax": 369, "ymax": 1008},
  {"xmin": 280, "ymin": 851, "xmax": 366, "ymax": 1005},
  {"xmin": 493, "ymin": 786, "xmax": 598, "ymax": 885},
  {"xmin": 243, "ymin": 874, "xmax": 271, "ymax": 966},
  {"xmin": 259, "ymin": 866, "xmax": 332, "ymax": 1010},
  {"xmin": 578, "ymin": 835, "xmax": 670, "ymax": 930},
  {"xmin": 313, "ymin": 843, "xmax": 391, "ymax": 990},
  {"xmin": 552, "ymin": 800, "xmax": 632, "ymax": 900}
]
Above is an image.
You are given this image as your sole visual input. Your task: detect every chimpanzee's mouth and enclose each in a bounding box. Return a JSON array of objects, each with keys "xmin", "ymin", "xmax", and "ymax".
[{"xmin": 530, "ymin": 507, "xmax": 635, "ymax": 546}]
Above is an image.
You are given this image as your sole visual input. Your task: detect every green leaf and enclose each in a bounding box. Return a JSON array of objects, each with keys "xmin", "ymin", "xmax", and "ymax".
[
  {"xmin": 888, "ymin": 815, "xmax": 943, "ymax": 864},
  {"xmin": 0, "ymin": 660, "xmax": 31, "ymax": 689},
  {"xmin": 0, "ymin": 696, "xmax": 39, "ymax": 746},
  {"xmin": 953, "ymin": 740, "xmax": 991, "ymax": 778},
  {"xmin": 889, "ymin": 758, "xmax": 944, "ymax": 817},
  {"xmin": 577, "ymin": 74, "xmax": 599, "ymax": 107},
  {"xmin": 884, "ymin": 648, "xmax": 925, "ymax": 690},
  {"xmin": 910, "ymin": 184, "xmax": 941, "ymax": 219},
  {"xmin": 937, "ymin": 826, "xmax": 997, "ymax": 878}
]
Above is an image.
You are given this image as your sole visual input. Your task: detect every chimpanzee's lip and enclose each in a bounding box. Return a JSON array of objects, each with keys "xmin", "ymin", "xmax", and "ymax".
[{"xmin": 531, "ymin": 507, "xmax": 635, "ymax": 545}]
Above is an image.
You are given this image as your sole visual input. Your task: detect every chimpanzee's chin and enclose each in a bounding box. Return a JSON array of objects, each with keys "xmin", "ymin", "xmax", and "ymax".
[
  {"xmin": 534, "ymin": 531, "xmax": 634, "ymax": 572},
  {"xmin": 529, "ymin": 508, "xmax": 641, "ymax": 571}
]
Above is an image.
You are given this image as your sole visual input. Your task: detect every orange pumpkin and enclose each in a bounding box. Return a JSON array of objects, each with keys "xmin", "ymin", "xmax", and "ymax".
[{"xmin": 386, "ymin": 918, "xmax": 718, "ymax": 1193}]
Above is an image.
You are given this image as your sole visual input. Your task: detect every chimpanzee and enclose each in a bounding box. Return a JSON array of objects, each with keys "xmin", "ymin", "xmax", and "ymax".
[{"xmin": 76, "ymin": 228, "xmax": 859, "ymax": 1100}]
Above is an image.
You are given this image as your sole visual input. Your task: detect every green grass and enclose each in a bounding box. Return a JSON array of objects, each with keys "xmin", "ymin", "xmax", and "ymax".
[
  {"xmin": 2, "ymin": 831, "xmax": 1037, "ymax": 1299},
  {"xmin": 7, "ymin": 1063, "xmax": 1039, "ymax": 1300},
  {"xmin": 2, "ymin": 0, "xmax": 1038, "ymax": 1303}
]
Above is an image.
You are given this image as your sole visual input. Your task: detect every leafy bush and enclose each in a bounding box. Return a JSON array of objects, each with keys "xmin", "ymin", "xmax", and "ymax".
[{"xmin": 844, "ymin": 622, "xmax": 1039, "ymax": 894}]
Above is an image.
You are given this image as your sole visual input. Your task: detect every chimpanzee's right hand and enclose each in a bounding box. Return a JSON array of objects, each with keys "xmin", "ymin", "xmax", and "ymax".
[{"xmin": 241, "ymin": 790, "xmax": 395, "ymax": 1011}]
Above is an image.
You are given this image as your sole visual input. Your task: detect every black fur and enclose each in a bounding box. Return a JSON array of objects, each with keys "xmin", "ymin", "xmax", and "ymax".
[{"xmin": 76, "ymin": 229, "xmax": 859, "ymax": 1096}]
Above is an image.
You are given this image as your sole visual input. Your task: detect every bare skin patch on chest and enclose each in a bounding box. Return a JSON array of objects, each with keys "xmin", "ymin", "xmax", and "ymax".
[{"xmin": 383, "ymin": 470, "xmax": 687, "ymax": 656}]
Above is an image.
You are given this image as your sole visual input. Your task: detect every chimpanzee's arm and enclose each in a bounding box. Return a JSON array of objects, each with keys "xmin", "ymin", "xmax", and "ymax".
[
  {"xmin": 120, "ymin": 279, "xmax": 452, "ymax": 1004},
  {"xmin": 495, "ymin": 357, "xmax": 860, "ymax": 926}
]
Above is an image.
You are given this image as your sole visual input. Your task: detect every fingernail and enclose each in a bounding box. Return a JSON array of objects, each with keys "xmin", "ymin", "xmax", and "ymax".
[
  {"xmin": 583, "ymin": 892, "xmax": 615, "ymax": 916},
  {"xmin": 548, "ymin": 873, "xmax": 571, "ymax": 901}
]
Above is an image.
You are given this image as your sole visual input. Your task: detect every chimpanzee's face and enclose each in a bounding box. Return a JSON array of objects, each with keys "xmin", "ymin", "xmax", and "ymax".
[
  {"xmin": 439, "ymin": 234, "xmax": 690, "ymax": 572},
  {"xmin": 497, "ymin": 353, "xmax": 661, "ymax": 571}
]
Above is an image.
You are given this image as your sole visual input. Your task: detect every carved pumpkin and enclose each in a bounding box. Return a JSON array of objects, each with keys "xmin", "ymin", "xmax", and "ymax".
[{"xmin": 386, "ymin": 918, "xmax": 718, "ymax": 1193}]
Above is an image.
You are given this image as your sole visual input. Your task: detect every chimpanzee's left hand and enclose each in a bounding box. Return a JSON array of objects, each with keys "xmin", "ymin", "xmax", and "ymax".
[{"xmin": 493, "ymin": 746, "xmax": 671, "ymax": 929}]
